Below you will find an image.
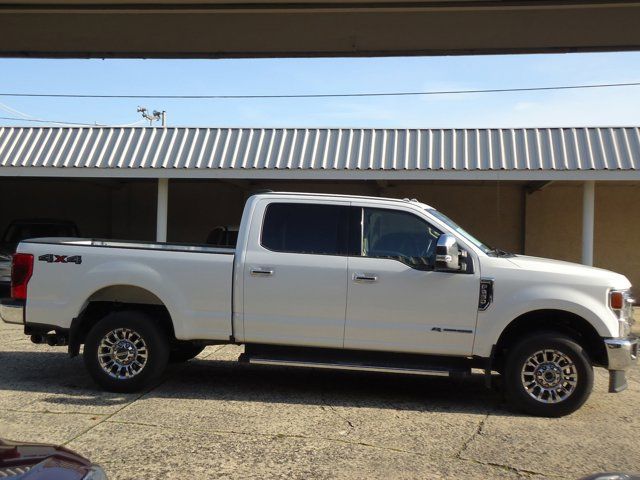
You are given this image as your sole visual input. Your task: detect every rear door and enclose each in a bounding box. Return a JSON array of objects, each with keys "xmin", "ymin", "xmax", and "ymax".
[{"xmin": 242, "ymin": 199, "xmax": 354, "ymax": 348}]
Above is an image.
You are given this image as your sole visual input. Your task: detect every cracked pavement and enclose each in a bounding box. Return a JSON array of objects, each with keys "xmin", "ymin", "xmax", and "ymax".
[{"xmin": 1, "ymin": 319, "xmax": 639, "ymax": 480}]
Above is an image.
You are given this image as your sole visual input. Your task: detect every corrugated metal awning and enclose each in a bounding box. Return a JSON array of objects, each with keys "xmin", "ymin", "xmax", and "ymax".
[{"xmin": 1, "ymin": 126, "xmax": 639, "ymax": 180}]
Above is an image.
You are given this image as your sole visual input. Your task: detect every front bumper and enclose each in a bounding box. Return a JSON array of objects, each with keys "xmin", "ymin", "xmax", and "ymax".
[
  {"xmin": 0, "ymin": 298, "xmax": 24, "ymax": 325},
  {"xmin": 604, "ymin": 335, "xmax": 638, "ymax": 393},
  {"xmin": 605, "ymin": 336, "xmax": 638, "ymax": 370}
]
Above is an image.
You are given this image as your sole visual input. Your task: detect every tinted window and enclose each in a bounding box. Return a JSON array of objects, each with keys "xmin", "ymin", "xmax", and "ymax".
[
  {"xmin": 362, "ymin": 208, "xmax": 442, "ymax": 269},
  {"xmin": 262, "ymin": 203, "xmax": 351, "ymax": 255}
]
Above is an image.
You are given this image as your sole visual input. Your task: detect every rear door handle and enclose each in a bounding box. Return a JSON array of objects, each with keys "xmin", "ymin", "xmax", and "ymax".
[
  {"xmin": 353, "ymin": 273, "xmax": 379, "ymax": 283},
  {"xmin": 250, "ymin": 267, "xmax": 274, "ymax": 277}
]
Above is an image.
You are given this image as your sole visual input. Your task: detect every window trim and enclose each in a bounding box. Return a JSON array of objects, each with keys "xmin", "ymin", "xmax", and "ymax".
[{"xmin": 259, "ymin": 201, "xmax": 352, "ymax": 257}]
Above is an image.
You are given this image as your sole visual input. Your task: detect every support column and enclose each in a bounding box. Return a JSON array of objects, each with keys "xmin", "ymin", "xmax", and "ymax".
[
  {"xmin": 156, "ymin": 178, "xmax": 169, "ymax": 242},
  {"xmin": 581, "ymin": 180, "xmax": 595, "ymax": 266}
]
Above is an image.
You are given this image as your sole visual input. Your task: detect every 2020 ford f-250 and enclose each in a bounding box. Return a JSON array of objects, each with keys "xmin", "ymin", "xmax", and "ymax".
[{"xmin": 1, "ymin": 192, "xmax": 637, "ymax": 417}]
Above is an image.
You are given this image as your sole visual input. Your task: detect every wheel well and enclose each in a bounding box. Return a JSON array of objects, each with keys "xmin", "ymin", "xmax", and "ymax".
[
  {"xmin": 84, "ymin": 285, "xmax": 165, "ymax": 306},
  {"xmin": 493, "ymin": 309, "xmax": 607, "ymax": 370},
  {"xmin": 69, "ymin": 285, "xmax": 175, "ymax": 356}
]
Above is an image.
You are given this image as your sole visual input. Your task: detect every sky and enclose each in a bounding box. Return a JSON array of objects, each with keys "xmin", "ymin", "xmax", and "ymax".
[{"xmin": 0, "ymin": 52, "xmax": 640, "ymax": 128}]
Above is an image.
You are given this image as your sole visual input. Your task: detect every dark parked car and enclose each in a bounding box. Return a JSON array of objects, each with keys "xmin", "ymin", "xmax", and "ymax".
[
  {"xmin": 0, "ymin": 438, "xmax": 106, "ymax": 479},
  {"xmin": 205, "ymin": 225, "xmax": 239, "ymax": 248},
  {"xmin": 0, "ymin": 219, "xmax": 80, "ymax": 290}
]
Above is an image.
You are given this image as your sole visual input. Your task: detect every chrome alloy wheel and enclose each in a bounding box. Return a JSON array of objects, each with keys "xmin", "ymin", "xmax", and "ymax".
[
  {"xmin": 521, "ymin": 349, "xmax": 578, "ymax": 404},
  {"xmin": 97, "ymin": 328, "xmax": 149, "ymax": 379}
]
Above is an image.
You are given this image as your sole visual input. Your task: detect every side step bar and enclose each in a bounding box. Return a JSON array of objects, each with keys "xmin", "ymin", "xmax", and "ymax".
[{"xmin": 246, "ymin": 357, "xmax": 453, "ymax": 377}]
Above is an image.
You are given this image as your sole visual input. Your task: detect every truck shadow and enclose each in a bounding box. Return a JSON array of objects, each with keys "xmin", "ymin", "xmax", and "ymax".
[
  {"xmin": 0, "ymin": 350, "xmax": 513, "ymax": 416},
  {"xmin": 168, "ymin": 357, "xmax": 509, "ymax": 415},
  {"xmin": 0, "ymin": 351, "xmax": 135, "ymax": 408}
]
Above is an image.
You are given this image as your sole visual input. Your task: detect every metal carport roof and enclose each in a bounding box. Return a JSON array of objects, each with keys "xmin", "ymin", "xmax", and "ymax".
[
  {"xmin": 3, "ymin": 1, "xmax": 640, "ymax": 59},
  {"xmin": 1, "ymin": 126, "xmax": 639, "ymax": 180}
]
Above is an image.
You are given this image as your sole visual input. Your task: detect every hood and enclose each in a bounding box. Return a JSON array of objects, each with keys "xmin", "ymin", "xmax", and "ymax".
[
  {"xmin": 507, "ymin": 255, "xmax": 631, "ymax": 290},
  {"xmin": 0, "ymin": 438, "xmax": 105, "ymax": 480}
]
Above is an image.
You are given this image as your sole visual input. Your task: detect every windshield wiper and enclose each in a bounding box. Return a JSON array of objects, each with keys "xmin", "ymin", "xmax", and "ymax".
[{"xmin": 488, "ymin": 248, "xmax": 514, "ymax": 257}]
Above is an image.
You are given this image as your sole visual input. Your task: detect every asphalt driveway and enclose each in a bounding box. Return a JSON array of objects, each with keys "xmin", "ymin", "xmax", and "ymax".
[{"xmin": 1, "ymin": 319, "xmax": 639, "ymax": 480}]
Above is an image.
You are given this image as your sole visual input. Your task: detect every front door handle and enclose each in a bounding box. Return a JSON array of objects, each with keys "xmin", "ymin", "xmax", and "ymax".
[
  {"xmin": 353, "ymin": 273, "xmax": 379, "ymax": 283},
  {"xmin": 250, "ymin": 267, "xmax": 274, "ymax": 277}
]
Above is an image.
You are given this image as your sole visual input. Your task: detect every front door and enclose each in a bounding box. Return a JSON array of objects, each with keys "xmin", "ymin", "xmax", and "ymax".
[
  {"xmin": 242, "ymin": 200, "xmax": 352, "ymax": 348},
  {"xmin": 344, "ymin": 206, "xmax": 480, "ymax": 356}
]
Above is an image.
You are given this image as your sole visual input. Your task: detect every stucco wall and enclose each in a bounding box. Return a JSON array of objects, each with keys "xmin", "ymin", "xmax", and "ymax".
[
  {"xmin": 3, "ymin": 177, "xmax": 637, "ymax": 294},
  {"xmin": 526, "ymin": 182, "xmax": 640, "ymax": 293},
  {"xmin": 0, "ymin": 178, "xmax": 157, "ymax": 241},
  {"xmin": 169, "ymin": 180, "xmax": 525, "ymax": 253},
  {"xmin": 0, "ymin": 178, "xmax": 524, "ymax": 255},
  {"xmin": 167, "ymin": 181, "xmax": 246, "ymax": 243},
  {"xmin": 376, "ymin": 182, "xmax": 524, "ymax": 254},
  {"xmin": 0, "ymin": 178, "xmax": 113, "ymax": 239},
  {"xmin": 258, "ymin": 181, "xmax": 524, "ymax": 253}
]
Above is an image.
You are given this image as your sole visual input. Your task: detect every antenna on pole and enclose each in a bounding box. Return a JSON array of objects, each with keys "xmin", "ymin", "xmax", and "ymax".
[{"xmin": 137, "ymin": 107, "xmax": 166, "ymax": 127}]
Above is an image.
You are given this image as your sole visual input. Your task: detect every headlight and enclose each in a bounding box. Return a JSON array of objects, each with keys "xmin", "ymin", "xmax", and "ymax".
[
  {"xmin": 83, "ymin": 465, "xmax": 108, "ymax": 480},
  {"xmin": 609, "ymin": 289, "xmax": 635, "ymax": 337}
]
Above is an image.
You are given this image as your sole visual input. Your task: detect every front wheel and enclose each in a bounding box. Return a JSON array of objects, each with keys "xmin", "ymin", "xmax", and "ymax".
[
  {"xmin": 83, "ymin": 310, "xmax": 170, "ymax": 393},
  {"xmin": 504, "ymin": 333, "xmax": 594, "ymax": 417}
]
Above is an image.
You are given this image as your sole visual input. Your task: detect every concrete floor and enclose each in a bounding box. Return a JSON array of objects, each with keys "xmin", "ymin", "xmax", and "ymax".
[{"xmin": 1, "ymin": 320, "xmax": 639, "ymax": 480}]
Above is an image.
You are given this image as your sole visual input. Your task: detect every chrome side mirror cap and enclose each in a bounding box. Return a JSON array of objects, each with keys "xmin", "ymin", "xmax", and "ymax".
[{"xmin": 435, "ymin": 234, "xmax": 460, "ymax": 271}]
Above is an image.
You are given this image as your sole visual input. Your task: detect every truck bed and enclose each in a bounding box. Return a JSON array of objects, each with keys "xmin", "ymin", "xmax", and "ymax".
[{"xmin": 19, "ymin": 237, "xmax": 236, "ymax": 342}]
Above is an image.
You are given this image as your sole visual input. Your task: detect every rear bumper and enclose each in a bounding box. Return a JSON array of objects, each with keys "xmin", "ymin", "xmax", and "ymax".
[{"xmin": 0, "ymin": 298, "xmax": 24, "ymax": 325}]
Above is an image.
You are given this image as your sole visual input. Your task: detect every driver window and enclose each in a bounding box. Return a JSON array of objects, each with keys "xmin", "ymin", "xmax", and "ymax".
[{"xmin": 362, "ymin": 208, "xmax": 442, "ymax": 270}]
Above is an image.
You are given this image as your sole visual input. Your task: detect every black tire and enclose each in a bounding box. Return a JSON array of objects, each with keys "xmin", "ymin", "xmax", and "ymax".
[
  {"xmin": 169, "ymin": 343, "xmax": 206, "ymax": 363},
  {"xmin": 83, "ymin": 310, "xmax": 170, "ymax": 393},
  {"xmin": 504, "ymin": 332, "xmax": 594, "ymax": 417}
]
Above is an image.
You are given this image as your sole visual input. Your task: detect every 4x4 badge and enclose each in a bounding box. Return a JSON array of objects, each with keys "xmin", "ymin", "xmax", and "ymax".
[{"xmin": 38, "ymin": 254, "xmax": 82, "ymax": 265}]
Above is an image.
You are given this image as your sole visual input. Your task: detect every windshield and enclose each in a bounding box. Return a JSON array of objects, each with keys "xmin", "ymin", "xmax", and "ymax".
[{"xmin": 428, "ymin": 209, "xmax": 493, "ymax": 254}]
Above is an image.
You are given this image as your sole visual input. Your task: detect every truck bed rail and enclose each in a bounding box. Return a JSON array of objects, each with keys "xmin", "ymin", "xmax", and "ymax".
[{"xmin": 21, "ymin": 238, "xmax": 235, "ymax": 255}]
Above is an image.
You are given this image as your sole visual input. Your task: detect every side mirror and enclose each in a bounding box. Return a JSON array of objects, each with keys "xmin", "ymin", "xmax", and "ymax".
[{"xmin": 435, "ymin": 234, "xmax": 460, "ymax": 271}]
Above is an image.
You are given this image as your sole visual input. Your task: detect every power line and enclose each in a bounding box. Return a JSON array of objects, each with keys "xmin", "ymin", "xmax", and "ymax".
[
  {"xmin": 0, "ymin": 81, "xmax": 639, "ymax": 100},
  {"xmin": 0, "ymin": 116, "xmax": 100, "ymax": 126},
  {"xmin": 0, "ymin": 98, "xmax": 148, "ymax": 126},
  {"xmin": 0, "ymin": 116, "xmax": 147, "ymax": 127},
  {"xmin": 0, "ymin": 101, "xmax": 32, "ymax": 119}
]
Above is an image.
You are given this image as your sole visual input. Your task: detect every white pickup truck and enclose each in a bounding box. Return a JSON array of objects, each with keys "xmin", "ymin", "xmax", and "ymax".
[{"xmin": 1, "ymin": 192, "xmax": 637, "ymax": 417}]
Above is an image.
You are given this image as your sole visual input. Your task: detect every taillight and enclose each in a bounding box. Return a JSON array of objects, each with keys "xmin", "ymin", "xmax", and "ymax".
[{"xmin": 11, "ymin": 253, "xmax": 33, "ymax": 300}]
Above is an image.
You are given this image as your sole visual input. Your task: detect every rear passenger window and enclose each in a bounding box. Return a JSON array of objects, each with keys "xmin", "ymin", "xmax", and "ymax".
[{"xmin": 261, "ymin": 203, "xmax": 350, "ymax": 255}]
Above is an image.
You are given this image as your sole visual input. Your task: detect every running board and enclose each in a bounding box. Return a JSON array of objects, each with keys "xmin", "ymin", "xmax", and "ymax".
[{"xmin": 246, "ymin": 357, "xmax": 452, "ymax": 377}]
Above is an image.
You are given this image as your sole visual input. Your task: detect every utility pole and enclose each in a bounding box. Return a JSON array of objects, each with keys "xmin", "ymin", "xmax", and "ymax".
[{"xmin": 137, "ymin": 107, "xmax": 167, "ymax": 127}]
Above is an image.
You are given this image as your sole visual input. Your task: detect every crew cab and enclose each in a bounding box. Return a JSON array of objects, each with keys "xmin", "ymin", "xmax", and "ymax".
[{"xmin": 1, "ymin": 192, "xmax": 637, "ymax": 417}]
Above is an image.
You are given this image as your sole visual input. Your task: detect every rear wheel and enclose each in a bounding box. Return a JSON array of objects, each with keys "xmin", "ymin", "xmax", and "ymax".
[
  {"xmin": 169, "ymin": 343, "xmax": 206, "ymax": 363},
  {"xmin": 504, "ymin": 333, "xmax": 593, "ymax": 417},
  {"xmin": 83, "ymin": 310, "xmax": 170, "ymax": 392}
]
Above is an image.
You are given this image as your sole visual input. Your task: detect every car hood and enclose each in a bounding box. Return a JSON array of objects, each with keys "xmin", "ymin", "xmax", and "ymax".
[
  {"xmin": 0, "ymin": 438, "xmax": 99, "ymax": 480},
  {"xmin": 506, "ymin": 255, "xmax": 631, "ymax": 290}
]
